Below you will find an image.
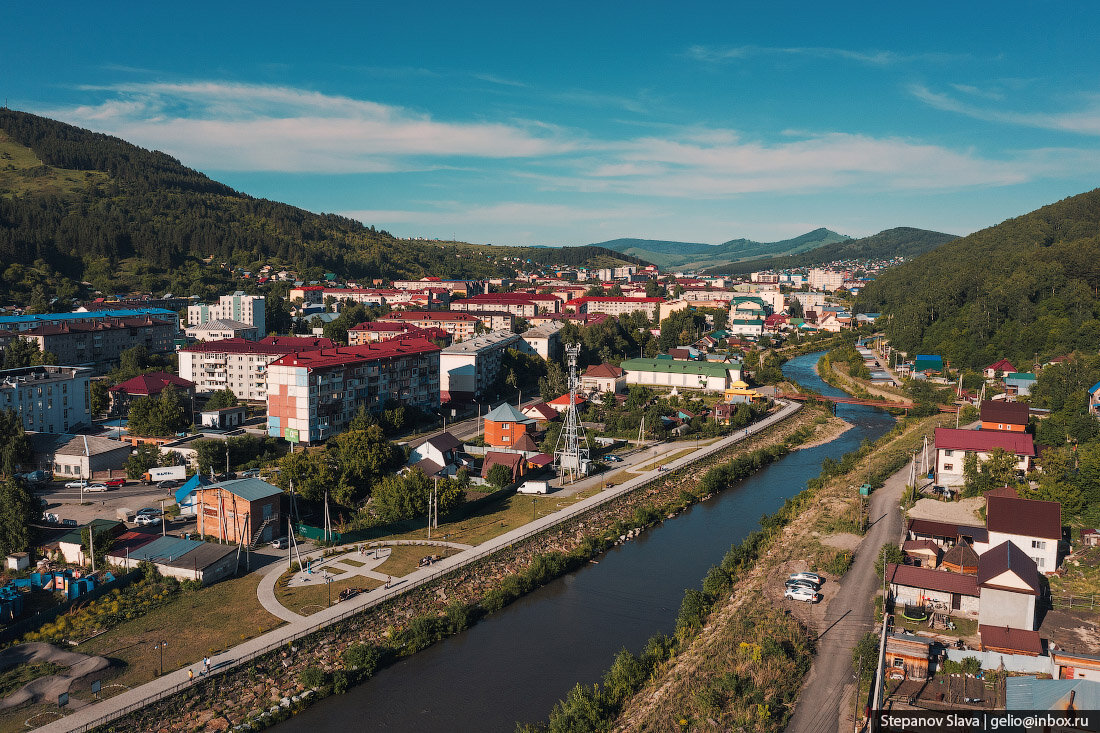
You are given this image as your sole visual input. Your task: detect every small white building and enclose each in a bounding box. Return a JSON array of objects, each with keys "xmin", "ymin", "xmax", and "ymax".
[
  {"xmin": 185, "ymin": 318, "xmax": 259, "ymax": 342},
  {"xmin": 619, "ymin": 358, "xmax": 742, "ymax": 393}
]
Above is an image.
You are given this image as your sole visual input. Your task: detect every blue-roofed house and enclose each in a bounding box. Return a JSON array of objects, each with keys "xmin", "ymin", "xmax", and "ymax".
[
  {"xmin": 175, "ymin": 474, "xmax": 214, "ymax": 516},
  {"xmin": 1089, "ymin": 381, "xmax": 1100, "ymax": 416},
  {"xmin": 913, "ymin": 354, "xmax": 944, "ymax": 374},
  {"xmin": 194, "ymin": 478, "xmax": 283, "ymax": 545}
]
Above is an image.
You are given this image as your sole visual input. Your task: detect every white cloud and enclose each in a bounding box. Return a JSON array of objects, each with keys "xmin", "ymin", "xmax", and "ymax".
[
  {"xmin": 686, "ymin": 45, "xmax": 966, "ymax": 67},
  {"xmin": 49, "ymin": 81, "xmax": 578, "ymax": 172},
  {"xmin": 911, "ymin": 83, "xmax": 1100, "ymax": 136}
]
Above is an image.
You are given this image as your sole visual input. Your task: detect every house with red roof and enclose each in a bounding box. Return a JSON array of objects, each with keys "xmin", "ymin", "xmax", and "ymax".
[
  {"xmin": 580, "ymin": 363, "xmax": 626, "ymax": 395},
  {"xmin": 547, "ymin": 393, "xmax": 588, "ymax": 413},
  {"xmin": 986, "ymin": 489, "xmax": 1061, "ymax": 572},
  {"xmin": 933, "ymin": 427, "xmax": 1035, "ymax": 487},
  {"xmin": 521, "ymin": 402, "xmax": 559, "ymax": 423},
  {"xmin": 107, "ymin": 372, "xmax": 195, "ymax": 415},
  {"xmin": 984, "ymin": 359, "xmax": 1017, "ymax": 379}
]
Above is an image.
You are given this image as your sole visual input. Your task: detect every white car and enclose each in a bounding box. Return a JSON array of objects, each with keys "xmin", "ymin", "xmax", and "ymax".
[
  {"xmin": 134, "ymin": 514, "xmax": 159, "ymax": 526},
  {"xmin": 271, "ymin": 537, "xmax": 289, "ymax": 549},
  {"xmin": 789, "ymin": 572, "xmax": 823, "ymax": 585},
  {"xmin": 64, "ymin": 480, "xmax": 87, "ymax": 489},
  {"xmin": 84, "ymin": 484, "xmax": 109, "ymax": 493},
  {"xmin": 784, "ymin": 586, "xmax": 821, "ymax": 603}
]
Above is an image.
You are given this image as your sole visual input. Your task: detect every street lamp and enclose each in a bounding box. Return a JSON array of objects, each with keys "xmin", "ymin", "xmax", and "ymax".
[{"xmin": 154, "ymin": 640, "xmax": 167, "ymax": 676}]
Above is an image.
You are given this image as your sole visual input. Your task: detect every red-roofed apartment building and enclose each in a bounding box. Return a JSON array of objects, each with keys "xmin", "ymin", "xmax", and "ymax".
[
  {"xmin": 348, "ymin": 322, "xmax": 451, "ymax": 347},
  {"xmin": 450, "ymin": 293, "xmax": 561, "ymax": 318},
  {"xmin": 934, "ymin": 427, "xmax": 1035, "ymax": 487},
  {"xmin": 564, "ymin": 297, "xmax": 664, "ymax": 320},
  {"xmin": 376, "ymin": 311, "xmax": 482, "ymax": 342},
  {"xmin": 266, "ymin": 338, "xmax": 440, "ymax": 444},
  {"xmin": 179, "ymin": 336, "xmax": 335, "ymax": 401}
]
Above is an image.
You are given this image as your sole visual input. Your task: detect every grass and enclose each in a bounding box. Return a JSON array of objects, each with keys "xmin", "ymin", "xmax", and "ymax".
[
  {"xmin": 0, "ymin": 132, "xmax": 108, "ymax": 198},
  {"xmin": 275, "ymin": 575, "xmax": 383, "ymax": 617},
  {"xmin": 895, "ymin": 615, "xmax": 978, "ymax": 640},
  {"xmin": 373, "ymin": 545, "xmax": 460, "ymax": 579},
  {"xmin": 1050, "ymin": 545, "xmax": 1100, "ymax": 596},
  {"xmin": 0, "ymin": 662, "xmax": 64, "ymax": 699},
  {"xmin": 340, "ymin": 558, "xmax": 367, "ymax": 567},
  {"xmin": 74, "ymin": 572, "xmax": 282, "ymax": 689}
]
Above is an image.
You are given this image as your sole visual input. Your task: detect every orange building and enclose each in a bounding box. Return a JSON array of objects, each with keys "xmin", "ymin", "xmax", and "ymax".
[
  {"xmin": 979, "ymin": 400, "xmax": 1029, "ymax": 432},
  {"xmin": 483, "ymin": 402, "xmax": 536, "ymax": 448},
  {"xmin": 195, "ymin": 478, "xmax": 282, "ymax": 545}
]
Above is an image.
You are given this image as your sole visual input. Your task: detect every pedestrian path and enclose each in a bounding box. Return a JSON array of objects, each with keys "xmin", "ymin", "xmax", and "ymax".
[{"xmin": 37, "ymin": 401, "xmax": 800, "ymax": 733}]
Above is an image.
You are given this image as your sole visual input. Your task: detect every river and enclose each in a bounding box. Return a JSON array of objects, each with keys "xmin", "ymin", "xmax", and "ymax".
[{"xmin": 274, "ymin": 352, "xmax": 895, "ymax": 732}]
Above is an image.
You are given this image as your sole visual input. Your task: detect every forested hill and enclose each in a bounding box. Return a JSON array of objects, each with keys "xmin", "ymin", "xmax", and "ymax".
[
  {"xmin": 590, "ymin": 227, "xmax": 849, "ymax": 269},
  {"xmin": 856, "ymin": 188, "xmax": 1100, "ymax": 370},
  {"xmin": 705, "ymin": 227, "xmax": 956, "ymax": 275},
  {"xmin": 0, "ymin": 109, "xmax": 643, "ymax": 305}
]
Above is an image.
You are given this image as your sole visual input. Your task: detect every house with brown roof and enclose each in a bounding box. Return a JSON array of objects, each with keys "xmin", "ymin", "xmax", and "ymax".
[
  {"xmin": 481, "ymin": 451, "xmax": 526, "ymax": 485},
  {"xmin": 521, "ymin": 402, "xmax": 559, "ymax": 423},
  {"xmin": 986, "ymin": 491, "xmax": 1062, "ymax": 572},
  {"xmin": 107, "ymin": 371, "xmax": 196, "ymax": 415},
  {"xmin": 979, "ymin": 400, "xmax": 1030, "ymax": 432},
  {"xmin": 942, "ymin": 542, "xmax": 979, "ymax": 574},
  {"xmin": 886, "ymin": 563, "xmax": 980, "ymax": 617},
  {"xmin": 934, "ymin": 427, "xmax": 1035, "ymax": 486},
  {"xmin": 978, "ymin": 541, "xmax": 1041, "ymax": 630},
  {"xmin": 580, "ymin": 363, "xmax": 626, "ymax": 395},
  {"xmin": 902, "ymin": 540, "xmax": 941, "ymax": 568},
  {"xmin": 979, "ymin": 625, "xmax": 1043, "ymax": 656},
  {"xmin": 984, "ymin": 359, "xmax": 1017, "ymax": 380}
]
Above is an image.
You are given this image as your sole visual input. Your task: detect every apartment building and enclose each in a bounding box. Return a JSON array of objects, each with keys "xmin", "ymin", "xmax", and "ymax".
[
  {"xmin": 0, "ymin": 309, "xmax": 177, "ymax": 334},
  {"xmin": 14, "ymin": 315, "xmax": 179, "ymax": 373},
  {"xmin": 377, "ymin": 311, "xmax": 482, "ymax": 342},
  {"xmin": 0, "ymin": 366, "xmax": 92, "ymax": 434},
  {"xmin": 808, "ymin": 268, "xmax": 848, "ymax": 292},
  {"xmin": 184, "ymin": 319, "xmax": 259, "ymax": 341},
  {"xmin": 439, "ymin": 330, "xmax": 522, "ymax": 402},
  {"xmin": 187, "ymin": 292, "xmax": 266, "ymax": 335},
  {"xmin": 178, "ymin": 336, "xmax": 335, "ymax": 401},
  {"xmin": 564, "ymin": 297, "xmax": 663, "ymax": 320},
  {"xmin": 392, "ymin": 279, "xmax": 479, "ymax": 297},
  {"xmin": 347, "ymin": 322, "xmax": 450, "ymax": 346},
  {"xmin": 266, "ymin": 338, "xmax": 441, "ymax": 444},
  {"xmin": 450, "ymin": 293, "xmax": 561, "ymax": 318}
]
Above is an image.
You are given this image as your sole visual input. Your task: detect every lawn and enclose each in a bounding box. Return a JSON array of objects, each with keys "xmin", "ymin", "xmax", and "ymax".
[
  {"xmin": 275, "ymin": 575, "xmax": 383, "ymax": 617},
  {"xmin": 372, "ymin": 546, "xmax": 460, "ymax": 579},
  {"xmin": 1050, "ymin": 543, "xmax": 1100, "ymax": 597},
  {"xmin": 73, "ymin": 572, "xmax": 283, "ymax": 689},
  {"xmin": 895, "ymin": 614, "xmax": 978, "ymax": 640}
]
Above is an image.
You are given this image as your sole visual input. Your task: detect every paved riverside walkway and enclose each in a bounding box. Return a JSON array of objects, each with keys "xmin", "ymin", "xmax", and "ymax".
[
  {"xmin": 785, "ymin": 457, "xmax": 910, "ymax": 733},
  {"xmin": 37, "ymin": 400, "xmax": 800, "ymax": 733}
]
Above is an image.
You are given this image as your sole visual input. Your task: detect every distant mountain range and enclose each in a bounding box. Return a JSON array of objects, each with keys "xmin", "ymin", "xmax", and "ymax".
[{"xmin": 590, "ymin": 228, "xmax": 851, "ymax": 269}]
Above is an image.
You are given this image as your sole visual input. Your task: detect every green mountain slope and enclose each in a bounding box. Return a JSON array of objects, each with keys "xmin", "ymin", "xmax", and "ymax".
[
  {"xmin": 705, "ymin": 227, "xmax": 957, "ymax": 275},
  {"xmin": 591, "ymin": 228, "xmax": 849, "ymax": 269},
  {"xmin": 0, "ymin": 109, "xmax": 644, "ymax": 304},
  {"xmin": 857, "ymin": 189, "xmax": 1100, "ymax": 369}
]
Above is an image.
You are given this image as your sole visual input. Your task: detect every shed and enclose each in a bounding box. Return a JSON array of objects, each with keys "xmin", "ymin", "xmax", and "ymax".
[
  {"xmin": 979, "ymin": 625, "xmax": 1043, "ymax": 656},
  {"xmin": 942, "ymin": 542, "xmax": 979, "ymax": 574},
  {"xmin": 902, "ymin": 540, "xmax": 941, "ymax": 568},
  {"xmin": 884, "ymin": 633, "xmax": 931, "ymax": 680}
]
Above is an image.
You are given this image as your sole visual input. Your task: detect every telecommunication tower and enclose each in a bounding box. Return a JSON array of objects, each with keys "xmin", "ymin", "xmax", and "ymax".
[{"xmin": 554, "ymin": 344, "xmax": 590, "ymax": 482}]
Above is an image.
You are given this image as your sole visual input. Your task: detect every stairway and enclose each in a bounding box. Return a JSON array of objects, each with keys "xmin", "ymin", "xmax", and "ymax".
[{"xmin": 248, "ymin": 517, "xmax": 277, "ymax": 550}]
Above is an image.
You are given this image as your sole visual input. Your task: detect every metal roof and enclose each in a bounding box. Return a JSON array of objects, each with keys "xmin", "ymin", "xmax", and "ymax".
[
  {"xmin": 484, "ymin": 402, "xmax": 534, "ymax": 424},
  {"xmin": 620, "ymin": 358, "xmax": 741, "ymax": 378},
  {"xmin": 199, "ymin": 478, "xmax": 283, "ymax": 502}
]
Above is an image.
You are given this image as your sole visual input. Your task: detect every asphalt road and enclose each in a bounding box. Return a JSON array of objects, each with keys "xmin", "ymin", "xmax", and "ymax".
[{"xmin": 786, "ymin": 459, "xmax": 910, "ymax": 733}]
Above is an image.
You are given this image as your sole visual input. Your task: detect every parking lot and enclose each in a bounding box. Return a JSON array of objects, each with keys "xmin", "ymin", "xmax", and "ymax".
[{"xmin": 34, "ymin": 479, "xmax": 194, "ymax": 531}]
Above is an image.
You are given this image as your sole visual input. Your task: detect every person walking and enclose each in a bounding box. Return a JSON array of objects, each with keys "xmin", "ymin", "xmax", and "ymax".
[
  {"xmin": 188, "ymin": 669, "xmax": 194, "ymax": 682},
  {"xmin": 203, "ymin": 656, "xmax": 210, "ymax": 675}
]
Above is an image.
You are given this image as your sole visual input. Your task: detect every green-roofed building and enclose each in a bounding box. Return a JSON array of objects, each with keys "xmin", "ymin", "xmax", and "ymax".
[
  {"xmin": 194, "ymin": 478, "xmax": 283, "ymax": 545},
  {"xmin": 621, "ymin": 357, "xmax": 743, "ymax": 393},
  {"xmin": 729, "ymin": 317, "xmax": 765, "ymax": 338}
]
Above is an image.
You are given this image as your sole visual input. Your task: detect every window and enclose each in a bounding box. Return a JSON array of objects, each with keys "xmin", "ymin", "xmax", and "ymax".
[
  {"xmin": 1036, "ymin": 556, "xmax": 1045, "ymax": 568},
  {"xmin": 1032, "ymin": 540, "xmax": 1047, "ymax": 550},
  {"xmin": 943, "ymin": 463, "xmax": 954, "ymax": 471},
  {"xmin": 502, "ymin": 423, "xmax": 510, "ymax": 430},
  {"xmin": 944, "ymin": 450, "xmax": 954, "ymax": 457}
]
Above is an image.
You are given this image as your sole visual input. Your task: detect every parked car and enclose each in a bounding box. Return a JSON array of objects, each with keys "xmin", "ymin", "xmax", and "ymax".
[
  {"xmin": 156, "ymin": 480, "xmax": 179, "ymax": 489},
  {"xmin": 788, "ymin": 572, "xmax": 823, "ymax": 585},
  {"xmin": 271, "ymin": 537, "xmax": 289, "ymax": 549},
  {"xmin": 84, "ymin": 484, "xmax": 109, "ymax": 492},
  {"xmin": 239, "ymin": 469, "xmax": 261, "ymax": 478},
  {"xmin": 784, "ymin": 586, "xmax": 821, "ymax": 603},
  {"xmin": 784, "ymin": 578, "xmax": 820, "ymax": 591},
  {"xmin": 43, "ymin": 512, "xmax": 60, "ymax": 524},
  {"xmin": 136, "ymin": 507, "xmax": 162, "ymax": 517},
  {"xmin": 134, "ymin": 514, "xmax": 159, "ymax": 526},
  {"xmin": 103, "ymin": 478, "xmax": 126, "ymax": 487},
  {"xmin": 64, "ymin": 480, "xmax": 87, "ymax": 489},
  {"xmin": 605, "ymin": 455, "xmax": 623, "ymax": 463}
]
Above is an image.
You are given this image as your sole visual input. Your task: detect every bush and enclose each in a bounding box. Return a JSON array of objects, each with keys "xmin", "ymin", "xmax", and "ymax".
[{"xmin": 298, "ymin": 666, "xmax": 326, "ymax": 689}]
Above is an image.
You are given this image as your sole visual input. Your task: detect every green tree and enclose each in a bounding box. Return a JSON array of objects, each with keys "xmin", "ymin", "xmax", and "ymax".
[
  {"xmin": 1, "ymin": 339, "xmax": 48, "ymax": 369},
  {"xmin": 125, "ymin": 444, "xmax": 164, "ymax": 480},
  {"xmin": 874, "ymin": 543, "xmax": 906, "ymax": 578},
  {"xmin": 0, "ymin": 478, "xmax": 36, "ymax": 555},
  {"xmin": 327, "ymin": 426, "xmax": 401, "ymax": 505},
  {"xmin": 90, "ymin": 380, "xmax": 109, "ymax": 417},
  {"xmin": 276, "ymin": 450, "xmax": 341, "ymax": 503},
  {"xmin": 0, "ymin": 410, "xmax": 32, "ymax": 477},
  {"xmin": 371, "ymin": 468, "xmax": 432, "ymax": 522},
  {"xmin": 127, "ymin": 385, "xmax": 191, "ymax": 437},
  {"xmin": 486, "ymin": 463, "xmax": 512, "ymax": 490},
  {"xmin": 205, "ymin": 388, "xmax": 239, "ymax": 410}
]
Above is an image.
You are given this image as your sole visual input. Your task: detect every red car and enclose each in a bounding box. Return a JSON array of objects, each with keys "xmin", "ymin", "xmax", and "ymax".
[{"xmin": 103, "ymin": 478, "xmax": 126, "ymax": 488}]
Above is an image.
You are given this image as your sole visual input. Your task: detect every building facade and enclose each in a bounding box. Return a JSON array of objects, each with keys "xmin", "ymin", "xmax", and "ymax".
[
  {"xmin": 14, "ymin": 316, "xmax": 178, "ymax": 372},
  {"xmin": 187, "ymin": 292, "xmax": 266, "ymax": 335},
  {"xmin": 439, "ymin": 330, "xmax": 522, "ymax": 402},
  {"xmin": 178, "ymin": 336, "xmax": 335, "ymax": 401},
  {"xmin": 0, "ymin": 366, "xmax": 92, "ymax": 434},
  {"xmin": 267, "ymin": 338, "xmax": 441, "ymax": 444},
  {"xmin": 377, "ymin": 311, "xmax": 482, "ymax": 342}
]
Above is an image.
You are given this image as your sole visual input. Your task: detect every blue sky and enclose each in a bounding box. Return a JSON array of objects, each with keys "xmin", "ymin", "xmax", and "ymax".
[{"xmin": 6, "ymin": 2, "xmax": 1100, "ymax": 246}]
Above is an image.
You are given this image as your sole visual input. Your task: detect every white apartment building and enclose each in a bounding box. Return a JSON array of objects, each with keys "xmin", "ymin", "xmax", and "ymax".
[
  {"xmin": 808, "ymin": 268, "xmax": 848, "ymax": 292},
  {"xmin": 187, "ymin": 292, "xmax": 266, "ymax": 335},
  {"xmin": 439, "ymin": 330, "xmax": 522, "ymax": 402},
  {"xmin": 564, "ymin": 297, "xmax": 663, "ymax": 320},
  {"xmin": 0, "ymin": 366, "xmax": 92, "ymax": 434},
  {"xmin": 178, "ymin": 336, "xmax": 335, "ymax": 401},
  {"xmin": 184, "ymin": 319, "xmax": 259, "ymax": 341}
]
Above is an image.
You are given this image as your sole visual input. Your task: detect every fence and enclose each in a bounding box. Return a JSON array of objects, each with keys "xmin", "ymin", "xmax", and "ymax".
[
  {"xmin": 943, "ymin": 648, "xmax": 1055, "ymax": 676},
  {"xmin": 1050, "ymin": 593, "xmax": 1100, "ymax": 610},
  {"xmin": 54, "ymin": 401, "xmax": 801, "ymax": 733}
]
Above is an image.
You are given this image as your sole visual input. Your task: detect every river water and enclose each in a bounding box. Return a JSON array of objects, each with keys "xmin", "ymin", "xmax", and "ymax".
[{"xmin": 274, "ymin": 352, "xmax": 895, "ymax": 733}]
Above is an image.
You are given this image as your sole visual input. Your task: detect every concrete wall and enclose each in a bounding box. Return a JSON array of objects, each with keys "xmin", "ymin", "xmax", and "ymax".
[
  {"xmin": 891, "ymin": 584, "xmax": 980, "ymax": 618},
  {"xmin": 944, "ymin": 648, "xmax": 1054, "ymax": 675}
]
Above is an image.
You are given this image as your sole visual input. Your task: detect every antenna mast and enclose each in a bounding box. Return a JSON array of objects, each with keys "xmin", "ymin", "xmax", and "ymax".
[{"xmin": 554, "ymin": 344, "xmax": 590, "ymax": 484}]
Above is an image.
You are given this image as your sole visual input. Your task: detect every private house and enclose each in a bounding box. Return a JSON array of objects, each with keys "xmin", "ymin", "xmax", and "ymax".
[
  {"xmin": 934, "ymin": 428, "xmax": 1035, "ymax": 487},
  {"xmin": 481, "ymin": 451, "xmax": 526, "ymax": 485},
  {"xmin": 986, "ymin": 490, "xmax": 1061, "ymax": 572},
  {"xmin": 1004, "ymin": 372, "xmax": 1038, "ymax": 397},
  {"xmin": 547, "ymin": 393, "xmax": 587, "ymax": 414},
  {"xmin": 580, "ymin": 363, "xmax": 627, "ymax": 395},
  {"xmin": 56, "ymin": 519, "xmax": 127, "ymax": 565},
  {"xmin": 407, "ymin": 432, "xmax": 464, "ymax": 477},
  {"xmin": 194, "ymin": 478, "xmax": 283, "ymax": 545},
  {"xmin": 32, "ymin": 433, "xmax": 131, "ymax": 481},
  {"xmin": 977, "ymin": 540, "xmax": 1041, "ymax": 631},
  {"xmin": 984, "ymin": 359, "xmax": 1017, "ymax": 380},
  {"xmin": 483, "ymin": 402, "xmax": 536, "ymax": 449},
  {"xmin": 905, "ymin": 518, "xmax": 988, "ymax": 551},
  {"xmin": 979, "ymin": 400, "xmax": 1029, "ymax": 432},
  {"xmin": 107, "ymin": 372, "xmax": 195, "ymax": 415},
  {"xmin": 521, "ymin": 402, "xmax": 559, "ymax": 423},
  {"xmin": 1090, "ymin": 381, "xmax": 1100, "ymax": 417},
  {"xmin": 885, "ymin": 563, "xmax": 979, "ymax": 617}
]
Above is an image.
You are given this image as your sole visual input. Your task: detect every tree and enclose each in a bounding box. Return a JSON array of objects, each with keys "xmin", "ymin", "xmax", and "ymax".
[
  {"xmin": 90, "ymin": 381, "xmax": 109, "ymax": 417},
  {"xmin": 371, "ymin": 469, "xmax": 432, "ymax": 522},
  {"xmin": 276, "ymin": 450, "xmax": 341, "ymax": 503},
  {"xmin": 0, "ymin": 410, "xmax": 32, "ymax": 477},
  {"xmin": 205, "ymin": 388, "xmax": 239, "ymax": 410},
  {"xmin": 874, "ymin": 543, "xmax": 906, "ymax": 578},
  {"xmin": 486, "ymin": 463, "xmax": 512, "ymax": 490},
  {"xmin": 127, "ymin": 385, "xmax": 191, "ymax": 437},
  {"xmin": 327, "ymin": 426, "xmax": 401, "ymax": 505},
  {"xmin": 0, "ymin": 478, "xmax": 36, "ymax": 556},
  {"xmin": 1, "ymin": 339, "xmax": 47, "ymax": 369},
  {"xmin": 125, "ymin": 444, "xmax": 165, "ymax": 480}
]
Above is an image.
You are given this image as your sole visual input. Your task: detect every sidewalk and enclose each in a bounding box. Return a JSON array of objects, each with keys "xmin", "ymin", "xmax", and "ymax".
[{"xmin": 37, "ymin": 401, "xmax": 801, "ymax": 733}]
